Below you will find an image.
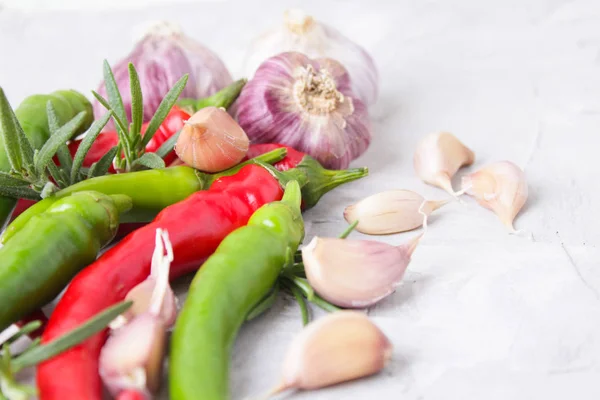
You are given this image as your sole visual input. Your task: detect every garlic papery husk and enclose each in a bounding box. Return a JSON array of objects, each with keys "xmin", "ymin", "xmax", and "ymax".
[
  {"xmin": 100, "ymin": 229, "xmax": 174, "ymax": 396},
  {"xmin": 344, "ymin": 189, "xmax": 449, "ymax": 234},
  {"xmin": 267, "ymin": 311, "xmax": 392, "ymax": 395},
  {"xmin": 461, "ymin": 161, "xmax": 528, "ymax": 233},
  {"xmin": 302, "ymin": 233, "xmax": 423, "ymax": 308},
  {"xmin": 94, "ymin": 21, "xmax": 232, "ymax": 130},
  {"xmin": 243, "ymin": 9, "xmax": 379, "ymax": 106},
  {"xmin": 414, "ymin": 132, "xmax": 475, "ymax": 196},
  {"xmin": 237, "ymin": 52, "xmax": 372, "ymax": 170},
  {"xmin": 122, "ymin": 229, "xmax": 178, "ymax": 328}
]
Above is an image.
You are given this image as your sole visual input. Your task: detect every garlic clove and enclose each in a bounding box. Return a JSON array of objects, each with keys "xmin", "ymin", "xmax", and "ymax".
[
  {"xmin": 174, "ymin": 106, "xmax": 249, "ymax": 173},
  {"xmin": 273, "ymin": 311, "xmax": 392, "ymax": 393},
  {"xmin": 302, "ymin": 234, "xmax": 422, "ymax": 308},
  {"xmin": 344, "ymin": 189, "xmax": 448, "ymax": 234},
  {"xmin": 99, "ymin": 313, "xmax": 167, "ymax": 396},
  {"xmin": 413, "ymin": 132, "xmax": 475, "ymax": 196},
  {"xmin": 461, "ymin": 161, "xmax": 528, "ymax": 233}
]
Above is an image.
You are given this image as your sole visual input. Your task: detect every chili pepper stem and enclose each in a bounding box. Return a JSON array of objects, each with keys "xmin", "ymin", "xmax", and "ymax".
[
  {"xmin": 281, "ymin": 181, "xmax": 302, "ymax": 209},
  {"xmin": 108, "ymin": 195, "xmax": 133, "ymax": 214}
]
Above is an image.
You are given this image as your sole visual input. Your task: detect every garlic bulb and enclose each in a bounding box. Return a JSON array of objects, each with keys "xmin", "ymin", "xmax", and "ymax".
[
  {"xmin": 344, "ymin": 190, "xmax": 448, "ymax": 234},
  {"xmin": 94, "ymin": 21, "xmax": 232, "ymax": 130},
  {"xmin": 461, "ymin": 161, "xmax": 528, "ymax": 233},
  {"xmin": 302, "ymin": 233, "xmax": 423, "ymax": 308},
  {"xmin": 174, "ymin": 107, "xmax": 249, "ymax": 172},
  {"xmin": 267, "ymin": 311, "xmax": 392, "ymax": 395},
  {"xmin": 237, "ymin": 52, "xmax": 372, "ymax": 169},
  {"xmin": 414, "ymin": 132, "xmax": 475, "ymax": 196},
  {"xmin": 243, "ymin": 9, "xmax": 379, "ymax": 106}
]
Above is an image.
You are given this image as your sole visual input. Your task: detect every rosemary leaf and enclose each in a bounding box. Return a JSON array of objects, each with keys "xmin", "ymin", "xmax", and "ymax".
[
  {"xmin": 46, "ymin": 161, "xmax": 68, "ymax": 189},
  {"xmin": 0, "ymin": 88, "xmax": 25, "ymax": 172},
  {"xmin": 155, "ymin": 129, "xmax": 180, "ymax": 159},
  {"xmin": 46, "ymin": 102, "xmax": 73, "ymax": 173},
  {"xmin": 289, "ymin": 284, "xmax": 310, "ymax": 326},
  {"xmin": 0, "ymin": 172, "xmax": 28, "ymax": 187},
  {"xmin": 131, "ymin": 152, "xmax": 165, "ymax": 171},
  {"xmin": 246, "ymin": 284, "xmax": 280, "ymax": 321},
  {"xmin": 0, "ymin": 185, "xmax": 39, "ymax": 200},
  {"xmin": 339, "ymin": 220, "xmax": 359, "ymax": 239},
  {"xmin": 34, "ymin": 112, "xmax": 86, "ymax": 176},
  {"xmin": 128, "ymin": 63, "xmax": 143, "ymax": 146},
  {"xmin": 102, "ymin": 60, "xmax": 128, "ymax": 130},
  {"xmin": 88, "ymin": 146, "xmax": 118, "ymax": 178},
  {"xmin": 4, "ymin": 321, "xmax": 42, "ymax": 346},
  {"xmin": 71, "ymin": 111, "xmax": 112, "ymax": 184},
  {"xmin": 141, "ymin": 74, "xmax": 189, "ymax": 148},
  {"xmin": 12, "ymin": 301, "xmax": 132, "ymax": 371}
]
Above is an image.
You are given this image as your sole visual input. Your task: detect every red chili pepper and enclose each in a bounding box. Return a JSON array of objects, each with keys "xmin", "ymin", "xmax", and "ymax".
[
  {"xmin": 245, "ymin": 143, "xmax": 305, "ymax": 172},
  {"xmin": 37, "ymin": 164, "xmax": 289, "ymax": 400},
  {"xmin": 68, "ymin": 106, "xmax": 189, "ymax": 172}
]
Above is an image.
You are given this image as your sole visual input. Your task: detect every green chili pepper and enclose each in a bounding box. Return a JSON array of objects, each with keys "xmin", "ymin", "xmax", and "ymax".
[
  {"xmin": 0, "ymin": 89, "xmax": 93, "ymax": 228},
  {"xmin": 0, "ymin": 191, "xmax": 131, "ymax": 331},
  {"xmin": 170, "ymin": 180, "xmax": 305, "ymax": 400}
]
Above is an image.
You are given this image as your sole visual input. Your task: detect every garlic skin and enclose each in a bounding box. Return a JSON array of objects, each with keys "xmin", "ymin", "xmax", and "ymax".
[
  {"xmin": 175, "ymin": 107, "xmax": 249, "ymax": 172},
  {"xmin": 414, "ymin": 132, "xmax": 475, "ymax": 196},
  {"xmin": 302, "ymin": 234, "xmax": 422, "ymax": 308},
  {"xmin": 100, "ymin": 229, "xmax": 175, "ymax": 397},
  {"xmin": 277, "ymin": 311, "xmax": 392, "ymax": 392},
  {"xmin": 461, "ymin": 161, "xmax": 528, "ymax": 233},
  {"xmin": 237, "ymin": 52, "xmax": 371, "ymax": 170},
  {"xmin": 94, "ymin": 21, "xmax": 232, "ymax": 130},
  {"xmin": 243, "ymin": 9, "xmax": 379, "ymax": 106},
  {"xmin": 100, "ymin": 313, "xmax": 166, "ymax": 397},
  {"xmin": 344, "ymin": 190, "xmax": 448, "ymax": 234}
]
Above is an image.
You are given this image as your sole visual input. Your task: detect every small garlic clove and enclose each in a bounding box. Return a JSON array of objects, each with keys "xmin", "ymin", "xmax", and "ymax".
[
  {"xmin": 275, "ymin": 311, "xmax": 392, "ymax": 393},
  {"xmin": 302, "ymin": 234, "xmax": 422, "ymax": 308},
  {"xmin": 461, "ymin": 161, "xmax": 528, "ymax": 233},
  {"xmin": 99, "ymin": 313, "xmax": 167, "ymax": 396},
  {"xmin": 413, "ymin": 132, "xmax": 475, "ymax": 196},
  {"xmin": 344, "ymin": 189, "xmax": 448, "ymax": 234},
  {"xmin": 174, "ymin": 106, "xmax": 249, "ymax": 173}
]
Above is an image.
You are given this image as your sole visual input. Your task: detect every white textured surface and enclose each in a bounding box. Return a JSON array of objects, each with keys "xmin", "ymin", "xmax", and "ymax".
[{"xmin": 1, "ymin": 0, "xmax": 600, "ymax": 399}]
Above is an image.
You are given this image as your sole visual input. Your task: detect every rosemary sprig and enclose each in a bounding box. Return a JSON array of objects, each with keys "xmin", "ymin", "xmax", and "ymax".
[
  {"xmin": 92, "ymin": 61, "xmax": 189, "ymax": 172},
  {"xmin": 0, "ymin": 88, "xmax": 112, "ymax": 200}
]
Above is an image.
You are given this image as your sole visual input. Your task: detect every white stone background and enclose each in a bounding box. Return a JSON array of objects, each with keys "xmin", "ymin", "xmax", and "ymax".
[{"xmin": 1, "ymin": 0, "xmax": 600, "ymax": 399}]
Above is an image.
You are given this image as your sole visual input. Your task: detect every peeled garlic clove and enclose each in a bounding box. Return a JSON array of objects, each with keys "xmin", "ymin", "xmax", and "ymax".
[
  {"xmin": 461, "ymin": 161, "xmax": 528, "ymax": 233},
  {"xmin": 414, "ymin": 132, "xmax": 475, "ymax": 196},
  {"xmin": 273, "ymin": 311, "xmax": 392, "ymax": 393},
  {"xmin": 302, "ymin": 234, "xmax": 422, "ymax": 308},
  {"xmin": 344, "ymin": 189, "xmax": 448, "ymax": 234},
  {"xmin": 175, "ymin": 106, "xmax": 249, "ymax": 173},
  {"xmin": 99, "ymin": 313, "xmax": 167, "ymax": 396}
]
